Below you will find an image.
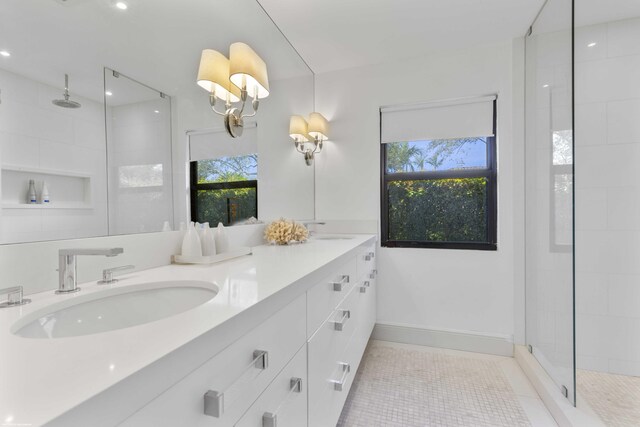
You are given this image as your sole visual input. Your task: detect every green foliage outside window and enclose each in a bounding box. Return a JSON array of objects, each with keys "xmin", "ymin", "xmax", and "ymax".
[
  {"xmin": 192, "ymin": 155, "xmax": 257, "ymax": 226},
  {"xmin": 384, "ymin": 138, "xmax": 495, "ymax": 247},
  {"xmin": 388, "ymin": 178, "xmax": 487, "ymax": 242}
]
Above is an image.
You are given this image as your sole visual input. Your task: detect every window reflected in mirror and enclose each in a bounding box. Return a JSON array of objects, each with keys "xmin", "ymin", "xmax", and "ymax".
[{"xmin": 190, "ymin": 154, "xmax": 258, "ymax": 226}]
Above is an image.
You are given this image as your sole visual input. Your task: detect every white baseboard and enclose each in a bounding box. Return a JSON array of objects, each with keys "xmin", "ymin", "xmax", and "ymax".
[
  {"xmin": 372, "ymin": 322, "xmax": 514, "ymax": 357},
  {"xmin": 514, "ymin": 345, "xmax": 605, "ymax": 427}
]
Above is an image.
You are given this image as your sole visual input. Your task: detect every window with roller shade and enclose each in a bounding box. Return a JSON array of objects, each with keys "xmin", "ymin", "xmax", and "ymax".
[
  {"xmin": 189, "ymin": 124, "xmax": 258, "ymax": 226},
  {"xmin": 380, "ymin": 96, "xmax": 497, "ymax": 250}
]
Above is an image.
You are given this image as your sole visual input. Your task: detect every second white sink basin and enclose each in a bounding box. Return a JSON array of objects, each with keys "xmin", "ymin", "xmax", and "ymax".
[{"xmin": 12, "ymin": 281, "xmax": 218, "ymax": 339}]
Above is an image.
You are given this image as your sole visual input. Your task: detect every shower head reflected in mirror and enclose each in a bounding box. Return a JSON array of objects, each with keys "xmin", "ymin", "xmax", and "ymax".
[{"xmin": 52, "ymin": 74, "xmax": 81, "ymax": 108}]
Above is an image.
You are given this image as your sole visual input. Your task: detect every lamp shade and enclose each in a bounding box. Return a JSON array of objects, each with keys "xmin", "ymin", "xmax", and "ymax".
[
  {"xmin": 197, "ymin": 49, "xmax": 241, "ymax": 102},
  {"xmin": 229, "ymin": 42, "xmax": 270, "ymax": 99},
  {"xmin": 308, "ymin": 112, "xmax": 329, "ymax": 141},
  {"xmin": 289, "ymin": 115, "xmax": 309, "ymax": 142}
]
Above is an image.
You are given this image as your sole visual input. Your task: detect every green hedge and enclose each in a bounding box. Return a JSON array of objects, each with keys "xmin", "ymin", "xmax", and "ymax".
[{"xmin": 388, "ymin": 178, "xmax": 487, "ymax": 242}]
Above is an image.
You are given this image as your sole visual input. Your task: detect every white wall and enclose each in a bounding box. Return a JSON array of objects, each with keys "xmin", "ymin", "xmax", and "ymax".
[
  {"xmin": 574, "ymin": 17, "xmax": 640, "ymax": 377},
  {"xmin": 314, "ymin": 42, "xmax": 518, "ymax": 341},
  {"xmin": 0, "ymin": 68, "xmax": 108, "ymax": 243}
]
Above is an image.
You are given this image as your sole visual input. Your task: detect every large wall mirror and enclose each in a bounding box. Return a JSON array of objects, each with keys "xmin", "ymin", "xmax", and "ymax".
[{"xmin": 0, "ymin": 0, "xmax": 314, "ymax": 244}]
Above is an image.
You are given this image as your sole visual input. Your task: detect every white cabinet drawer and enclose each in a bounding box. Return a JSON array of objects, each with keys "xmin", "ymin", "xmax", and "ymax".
[
  {"xmin": 356, "ymin": 244, "xmax": 376, "ymax": 281},
  {"xmin": 118, "ymin": 294, "xmax": 306, "ymax": 427},
  {"xmin": 235, "ymin": 345, "xmax": 307, "ymax": 427},
  {"xmin": 307, "ymin": 286, "xmax": 359, "ymax": 427},
  {"xmin": 306, "ymin": 258, "xmax": 357, "ymax": 337},
  {"xmin": 355, "ymin": 274, "xmax": 376, "ymax": 336}
]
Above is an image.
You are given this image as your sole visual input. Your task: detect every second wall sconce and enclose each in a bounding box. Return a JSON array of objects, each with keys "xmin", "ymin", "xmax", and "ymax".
[
  {"xmin": 289, "ymin": 112, "xmax": 330, "ymax": 166},
  {"xmin": 197, "ymin": 42, "xmax": 269, "ymax": 138}
]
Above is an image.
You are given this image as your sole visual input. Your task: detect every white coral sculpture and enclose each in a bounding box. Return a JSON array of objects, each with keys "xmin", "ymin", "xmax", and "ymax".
[{"xmin": 264, "ymin": 218, "xmax": 309, "ymax": 245}]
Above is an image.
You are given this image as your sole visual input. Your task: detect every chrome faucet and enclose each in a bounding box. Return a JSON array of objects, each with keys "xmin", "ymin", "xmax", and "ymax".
[
  {"xmin": 302, "ymin": 221, "xmax": 326, "ymax": 236},
  {"xmin": 302, "ymin": 221, "xmax": 326, "ymax": 226},
  {"xmin": 57, "ymin": 248, "xmax": 124, "ymax": 294}
]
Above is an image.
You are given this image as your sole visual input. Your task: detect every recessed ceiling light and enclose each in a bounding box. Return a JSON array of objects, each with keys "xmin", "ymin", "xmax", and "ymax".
[
  {"xmin": 105, "ymin": 91, "xmax": 113, "ymax": 96},
  {"xmin": 115, "ymin": 2, "xmax": 128, "ymax": 10},
  {"xmin": 543, "ymin": 84, "xmax": 549, "ymax": 88},
  {"xmin": 587, "ymin": 42, "xmax": 597, "ymax": 47},
  {"xmin": 0, "ymin": 50, "xmax": 11, "ymax": 57},
  {"xmin": 154, "ymin": 110, "xmax": 160, "ymax": 114}
]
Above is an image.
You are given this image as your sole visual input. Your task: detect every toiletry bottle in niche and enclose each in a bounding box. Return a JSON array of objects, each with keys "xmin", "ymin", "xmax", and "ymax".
[
  {"xmin": 40, "ymin": 181, "xmax": 50, "ymax": 204},
  {"xmin": 27, "ymin": 179, "xmax": 37, "ymax": 204}
]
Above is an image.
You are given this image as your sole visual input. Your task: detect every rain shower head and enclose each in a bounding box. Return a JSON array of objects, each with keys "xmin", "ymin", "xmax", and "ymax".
[{"xmin": 52, "ymin": 74, "xmax": 81, "ymax": 108}]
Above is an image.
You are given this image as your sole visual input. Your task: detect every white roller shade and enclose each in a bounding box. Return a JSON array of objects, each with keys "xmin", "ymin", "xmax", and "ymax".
[
  {"xmin": 381, "ymin": 96, "xmax": 496, "ymax": 143},
  {"xmin": 188, "ymin": 123, "xmax": 257, "ymax": 161}
]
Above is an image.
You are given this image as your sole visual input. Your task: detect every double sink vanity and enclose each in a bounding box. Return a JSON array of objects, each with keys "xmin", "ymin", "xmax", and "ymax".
[{"xmin": 0, "ymin": 234, "xmax": 377, "ymax": 427}]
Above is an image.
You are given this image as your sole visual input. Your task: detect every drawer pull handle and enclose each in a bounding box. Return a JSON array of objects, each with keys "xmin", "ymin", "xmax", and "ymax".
[
  {"xmin": 203, "ymin": 349, "xmax": 269, "ymax": 418},
  {"xmin": 369, "ymin": 251, "xmax": 375, "ymax": 258},
  {"xmin": 360, "ymin": 281, "xmax": 370, "ymax": 293},
  {"xmin": 332, "ymin": 310, "xmax": 350, "ymax": 331},
  {"xmin": 369, "ymin": 269, "xmax": 377, "ymax": 279},
  {"xmin": 331, "ymin": 275, "xmax": 349, "ymax": 292},
  {"xmin": 365, "ymin": 255, "xmax": 371, "ymax": 261},
  {"xmin": 329, "ymin": 362, "xmax": 351, "ymax": 391},
  {"xmin": 262, "ymin": 377, "xmax": 303, "ymax": 427}
]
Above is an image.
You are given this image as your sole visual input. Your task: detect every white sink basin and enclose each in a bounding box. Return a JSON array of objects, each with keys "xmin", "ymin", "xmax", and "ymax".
[
  {"xmin": 12, "ymin": 281, "xmax": 218, "ymax": 339},
  {"xmin": 313, "ymin": 235, "xmax": 355, "ymax": 240}
]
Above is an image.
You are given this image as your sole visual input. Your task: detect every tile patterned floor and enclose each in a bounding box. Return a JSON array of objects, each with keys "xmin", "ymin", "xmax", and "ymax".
[
  {"xmin": 577, "ymin": 369, "xmax": 640, "ymax": 427},
  {"xmin": 337, "ymin": 341, "xmax": 557, "ymax": 427}
]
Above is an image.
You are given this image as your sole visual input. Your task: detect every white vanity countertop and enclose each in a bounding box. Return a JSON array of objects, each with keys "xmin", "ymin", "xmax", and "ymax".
[{"xmin": 0, "ymin": 234, "xmax": 375, "ymax": 427}]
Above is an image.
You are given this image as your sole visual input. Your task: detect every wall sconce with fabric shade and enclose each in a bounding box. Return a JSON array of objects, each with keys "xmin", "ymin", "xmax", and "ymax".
[
  {"xmin": 290, "ymin": 112, "xmax": 330, "ymax": 166},
  {"xmin": 197, "ymin": 49, "xmax": 241, "ymax": 102},
  {"xmin": 229, "ymin": 43, "xmax": 270, "ymax": 99},
  {"xmin": 196, "ymin": 42, "xmax": 269, "ymax": 138}
]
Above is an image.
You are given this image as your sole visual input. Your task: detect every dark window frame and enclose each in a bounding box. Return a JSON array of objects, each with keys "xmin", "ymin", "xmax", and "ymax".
[
  {"xmin": 189, "ymin": 161, "xmax": 258, "ymax": 225},
  {"xmin": 380, "ymin": 100, "xmax": 498, "ymax": 251}
]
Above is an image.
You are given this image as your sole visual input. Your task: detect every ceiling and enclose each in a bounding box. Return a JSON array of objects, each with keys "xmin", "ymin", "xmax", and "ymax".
[
  {"xmin": 4, "ymin": 0, "xmax": 636, "ymax": 106},
  {"xmin": 256, "ymin": 0, "xmax": 546, "ymax": 74},
  {"xmin": 0, "ymin": 0, "xmax": 312, "ymax": 103}
]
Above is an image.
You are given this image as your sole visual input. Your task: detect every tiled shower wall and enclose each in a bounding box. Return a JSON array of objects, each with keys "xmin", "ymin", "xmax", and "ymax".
[
  {"xmin": 575, "ymin": 17, "xmax": 640, "ymax": 377},
  {"xmin": 0, "ymin": 68, "xmax": 108, "ymax": 243}
]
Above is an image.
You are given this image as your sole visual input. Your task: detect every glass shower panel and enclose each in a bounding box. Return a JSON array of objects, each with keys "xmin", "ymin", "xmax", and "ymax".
[
  {"xmin": 525, "ymin": 0, "xmax": 575, "ymax": 404},
  {"xmin": 104, "ymin": 69, "xmax": 174, "ymax": 235},
  {"xmin": 573, "ymin": 2, "xmax": 640, "ymax": 423}
]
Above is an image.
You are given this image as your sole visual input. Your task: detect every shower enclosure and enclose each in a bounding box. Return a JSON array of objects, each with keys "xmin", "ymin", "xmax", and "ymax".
[
  {"xmin": 525, "ymin": 0, "xmax": 575, "ymax": 405},
  {"xmin": 525, "ymin": 0, "xmax": 640, "ymax": 424}
]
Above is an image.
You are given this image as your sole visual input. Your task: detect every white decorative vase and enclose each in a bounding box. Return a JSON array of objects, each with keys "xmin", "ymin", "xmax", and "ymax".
[
  {"xmin": 181, "ymin": 222, "xmax": 202, "ymax": 257},
  {"xmin": 201, "ymin": 223, "xmax": 217, "ymax": 256},
  {"xmin": 214, "ymin": 222, "xmax": 229, "ymax": 254}
]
